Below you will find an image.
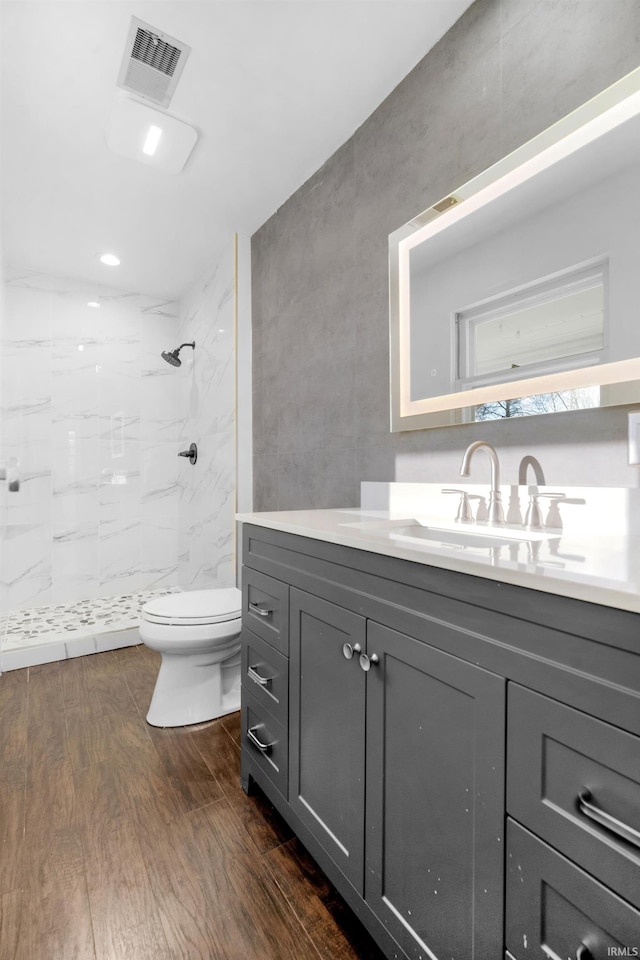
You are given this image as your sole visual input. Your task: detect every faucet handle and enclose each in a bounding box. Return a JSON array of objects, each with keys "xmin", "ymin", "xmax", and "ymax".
[
  {"xmin": 524, "ymin": 492, "xmax": 544, "ymax": 530},
  {"xmin": 442, "ymin": 488, "xmax": 475, "ymax": 524},
  {"xmin": 0, "ymin": 457, "xmax": 20, "ymax": 492},
  {"xmin": 537, "ymin": 492, "xmax": 568, "ymax": 530}
]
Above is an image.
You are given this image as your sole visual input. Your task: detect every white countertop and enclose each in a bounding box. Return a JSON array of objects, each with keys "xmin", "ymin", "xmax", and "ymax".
[{"xmin": 236, "ymin": 505, "xmax": 640, "ymax": 615}]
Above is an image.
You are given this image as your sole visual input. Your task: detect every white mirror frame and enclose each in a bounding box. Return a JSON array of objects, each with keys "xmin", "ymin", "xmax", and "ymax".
[{"xmin": 389, "ymin": 66, "xmax": 640, "ymax": 432}]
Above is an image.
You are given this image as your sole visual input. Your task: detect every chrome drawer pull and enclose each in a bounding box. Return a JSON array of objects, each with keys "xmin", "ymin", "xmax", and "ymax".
[
  {"xmin": 248, "ymin": 601, "xmax": 273, "ymax": 618},
  {"xmin": 342, "ymin": 642, "xmax": 362, "ymax": 660},
  {"xmin": 247, "ymin": 665, "xmax": 273, "ymax": 687},
  {"xmin": 577, "ymin": 789, "xmax": 640, "ymax": 850},
  {"xmin": 247, "ymin": 725, "xmax": 275, "ymax": 755}
]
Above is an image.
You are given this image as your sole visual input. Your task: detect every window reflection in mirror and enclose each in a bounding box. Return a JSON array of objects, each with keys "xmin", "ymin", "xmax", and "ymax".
[
  {"xmin": 455, "ymin": 261, "xmax": 606, "ymax": 389},
  {"xmin": 473, "ymin": 385, "xmax": 601, "ymax": 422}
]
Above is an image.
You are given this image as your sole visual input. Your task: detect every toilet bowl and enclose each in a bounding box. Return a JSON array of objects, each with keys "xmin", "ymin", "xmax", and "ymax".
[{"xmin": 139, "ymin": 587, "xmax": 242, "ymax": 727}]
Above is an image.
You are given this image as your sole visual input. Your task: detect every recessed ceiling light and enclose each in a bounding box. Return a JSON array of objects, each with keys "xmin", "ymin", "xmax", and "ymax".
[
  {"xmin": 87, "ymin": 301, "xmax": 101, "ymax": 308},
  {"xmin": 143, "ymin": 125, "xmax": 163, "ymax": 156},
  {"xmin": 99, "ymin": 253, "xmax": 120, "ymax": 266}
]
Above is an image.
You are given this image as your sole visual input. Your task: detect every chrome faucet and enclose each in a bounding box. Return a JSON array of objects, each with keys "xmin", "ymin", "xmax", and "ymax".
[
  {"xmin": 517, "ymin": 455, "xmax": 546, "ymax": 528},
  {"xmin": 518, "ymin": 454, "xmax": 546, "ymax": 487},
  {"xmin": 459, "ymin": 440, "xmax": 504, "ymax": 525}
]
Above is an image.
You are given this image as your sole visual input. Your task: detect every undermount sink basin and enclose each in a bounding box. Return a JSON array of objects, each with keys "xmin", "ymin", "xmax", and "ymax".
[
  {"xmin": 389, "ymin": 525, "xmax": 532, "ymax": 550},
  {"xmin": 340, "ymin": 516, "xmax": 559, "ymax": 550}
]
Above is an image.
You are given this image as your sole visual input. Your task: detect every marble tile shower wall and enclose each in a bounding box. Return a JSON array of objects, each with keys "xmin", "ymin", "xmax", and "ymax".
[
  {"xmin": 0, "ymin": 269, "xmax": 183, "ymax": 612},
  {"xmin": 177, "ymin": 240, "xmax": 236, "ymax": 589}
]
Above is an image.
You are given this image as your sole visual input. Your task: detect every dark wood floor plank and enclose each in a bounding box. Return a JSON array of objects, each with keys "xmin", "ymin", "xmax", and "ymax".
[
  {"xmin": 81, "ymin": 813, "xmax": 171, "ymax": 960},
  {"xmin": 146, "ymin": 723, "xmax": 226, "ymax": 814},
  {"xmin": 66, "ymin": 706, "xmax": 154, "ymax": 772},
  {"xmin": 192, "ymin": 719, "xmax": 294, "ymax": 853},
  {"xmin": 221, "ymin": 710, "xmax": 241, "ymax": 747},
  {"xmin": 144, "ymin": 798, "xmax": 318, "ymax": 960},
  {"xmin": 0, "ymin": 671, "xmax": 29, "ymax": 897},
  {"xmin": 73, "ymin": 755, "xmax": 131, "ymax": 832},
  {"xmin": 16, "ymin": 811, "xmax": 93, "ymax": 960},
  {"xmin": 134, "ymin": 807, "xmax": 219, "ymax": 959},
  {"xmin": 121, "ymin": 645, "xmax": 161, "ymax": 717},
  {"xmin": 0, "ymin": 668, "xmax": 28, "ymax": 784},
  {"xmin": 26, "ymin": 661, "xmax": 69, "ymax": 771},
  {"xmin": 74, "ymin": 748, "xmax": 171, "ymax": 960},
  {"xmin": 110, "ymin": 644, "xmax": 142, "ymax": 661},
  {"xmin": 60, "ymin": 655, "xmax": 92, "ymax": 710},
  {"xmin": 0, "ymin": 889, "xmax": 23, "ymax": 959},
  {"xmin": 265, "ymin": 838, "xmax": 387, "ymax": 960},
  {"xmin": 0, "ymin": 781, "xmax": 26, "ymax": 896},
  {"xmin": 24, "ymin": 757, "xmax": 79, "ymax": 849},
  {"xmin": 17, "ymin": 828, "xmax": 94, "ymax": 960},
  {"xmin": 74, "ymin": 738, "xmax": 184, "ymax": 833},
  {"xmin": 189, "ymin": 717, "xmax": 239, "ymax": 785},
  {"xmin": 62, "ymin": 652, "xmax": 139, "ymax": 722}
]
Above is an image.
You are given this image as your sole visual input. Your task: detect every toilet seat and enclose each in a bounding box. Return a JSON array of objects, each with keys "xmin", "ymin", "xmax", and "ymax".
[{"xmin": 142, "ymin": 587, "xmax": 241, "ymax": 626}]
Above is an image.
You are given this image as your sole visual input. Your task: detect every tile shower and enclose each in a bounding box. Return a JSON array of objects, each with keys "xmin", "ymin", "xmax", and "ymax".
[{"xmin": 0, "ymin": 239, "xmax": 237, "ymax": 670}]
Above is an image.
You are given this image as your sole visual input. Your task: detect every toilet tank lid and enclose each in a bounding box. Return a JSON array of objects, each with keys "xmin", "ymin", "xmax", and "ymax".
[{"xmin": 142, "ymin": 588, "xmax": 242, "ymax": 623}]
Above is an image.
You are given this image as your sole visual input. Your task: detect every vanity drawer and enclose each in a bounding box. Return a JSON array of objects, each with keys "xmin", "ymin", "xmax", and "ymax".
[
  {"xmin": 242, "ymin": 691, "xmax": 288, "ymax": 800},
  {"xmin": 507, "ymin": 683, "xmax": 640, "ymax": 910},
  {"xmin": 242, "ymin": 568, "xmax": 289, "ymax": 654},
  {"xmin": 241, "ymin": 627, "xmax": 288, "ymax": 727},
  {"xmin": 506, "ymin": 819, "xmax": 640, "ymax": 960}
]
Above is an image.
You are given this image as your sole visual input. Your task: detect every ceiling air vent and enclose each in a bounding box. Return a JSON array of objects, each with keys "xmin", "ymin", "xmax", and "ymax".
[{"xmin": 117, "ymin": 17, "xmax": 191, "ymax": 108}]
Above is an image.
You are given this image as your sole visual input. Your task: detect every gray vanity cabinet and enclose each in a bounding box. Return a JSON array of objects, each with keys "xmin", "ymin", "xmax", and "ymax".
[{"xmin": 240, "ymin": 522, "xmax": 640, "ymax": 960}]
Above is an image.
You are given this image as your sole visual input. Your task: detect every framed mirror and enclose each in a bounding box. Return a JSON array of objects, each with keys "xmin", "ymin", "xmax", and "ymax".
[{"xmin": 389, "ymin": 66, "xmax": 640, "ymax": 431}]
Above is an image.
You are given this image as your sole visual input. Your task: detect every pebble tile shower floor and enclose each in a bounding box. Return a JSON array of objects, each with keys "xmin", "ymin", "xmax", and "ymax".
[{"xmin": 0, "ymin": 589, "xmax": 180, "ymax": 671}]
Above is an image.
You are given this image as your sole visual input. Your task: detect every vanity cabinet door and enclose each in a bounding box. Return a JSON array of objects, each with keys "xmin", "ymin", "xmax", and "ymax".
[
  {"xmin": 288, "ymin": 588, "xmax": 367, "ymax": 894},
  {"xmin": 365, "ymin": 621, "xmax": 506, "ymax": 960}
]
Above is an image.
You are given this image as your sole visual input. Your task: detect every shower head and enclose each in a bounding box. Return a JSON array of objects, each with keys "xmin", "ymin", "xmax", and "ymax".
[
  {"xmin": 161, "ymin": 341, "xmax": 195, "ymax": 367},
  {"xmin": 161, "ymin": 349, "xmax": 182, "ymax": 367}
]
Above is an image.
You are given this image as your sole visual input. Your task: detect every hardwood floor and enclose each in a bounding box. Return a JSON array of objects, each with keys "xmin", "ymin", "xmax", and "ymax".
[{"xmin": 0, "ymin": 645, "xmax": 386, "ymax": 960}]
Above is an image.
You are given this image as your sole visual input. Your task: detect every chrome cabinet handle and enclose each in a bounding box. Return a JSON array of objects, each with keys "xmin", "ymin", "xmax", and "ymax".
[
  {"xmin": 359, "ymin": 652, "xmax": 379, "ymax": 672},
  {"xmin": 577, "ymin": 789, "xmax": 640, "ymax": 849},
  {"xmin": 342, "ymin": 642, "xmax": 362, "ymax": 660},
  {"xmin": 247, "ymin": 665, "xmax": 273, "ymax": 687},
  {"xmin": 247, "ymin": 725, "xmax": 275, "ymax": 755},
  {"xmin": 248, "ymin": 601, "xmax": 273, "ymax": 619}
]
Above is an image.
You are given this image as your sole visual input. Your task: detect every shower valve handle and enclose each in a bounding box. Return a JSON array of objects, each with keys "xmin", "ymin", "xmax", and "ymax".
[
  {"xmin": 0, "ymin": 458, "xmax": 20, "ymax": 492},
  {"xmin": 178, "ymin": 443, "xmax": 198, "ymax": 465}
]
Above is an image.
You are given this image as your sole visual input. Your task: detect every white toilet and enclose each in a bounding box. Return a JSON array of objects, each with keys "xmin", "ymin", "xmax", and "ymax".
[{"xmin": 139, "ymin": 587, "xmax": 242, "ymax": 728}]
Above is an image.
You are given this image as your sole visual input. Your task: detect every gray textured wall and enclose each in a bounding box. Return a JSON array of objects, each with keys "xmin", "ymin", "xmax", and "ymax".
[{"xmin": 252, "ymin": 0, "xmax": 640, "ymax": 510}]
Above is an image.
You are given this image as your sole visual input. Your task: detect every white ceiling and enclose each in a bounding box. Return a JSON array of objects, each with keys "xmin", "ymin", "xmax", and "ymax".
[{"xmin": 0, "ymin": 0, "xmax": 473, "ymax": 300}]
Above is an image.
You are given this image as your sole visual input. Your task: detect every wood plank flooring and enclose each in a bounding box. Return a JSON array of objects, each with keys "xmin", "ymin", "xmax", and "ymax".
[{"xmin": 0, "ymin": 645, "xmax": 386, "ymax": 960}]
